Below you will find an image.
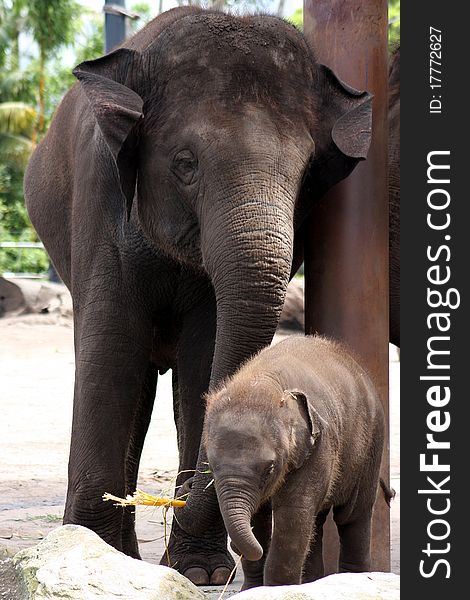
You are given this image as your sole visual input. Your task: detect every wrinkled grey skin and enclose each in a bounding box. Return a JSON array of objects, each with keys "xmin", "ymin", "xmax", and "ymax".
[
  {"xmin": 202, "ymin": 336, "xmax": 384, "ymax": 589},
  {"xmin": 24, "ymin": 7, "xmax": 372, "ymax": 585}
]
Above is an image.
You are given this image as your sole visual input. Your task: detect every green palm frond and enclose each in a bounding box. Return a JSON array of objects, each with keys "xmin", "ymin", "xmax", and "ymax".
[
  {"xmin": 0, "ymin": 26, "xmax": 10, "ymax": 48},
  {"xmin": 0, "ymin": 131, "xmax": 34, "ymax": 166},
  {"xmin": 0, "ymin": 69, "xmax": 36, "ymax": 103},
  {"xmin": 0, "ymin": 102, "xmax": 36, "ymax": 136}
]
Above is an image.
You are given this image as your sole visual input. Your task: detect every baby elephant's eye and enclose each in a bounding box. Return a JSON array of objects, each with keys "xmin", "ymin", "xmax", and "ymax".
[
  {"xmin": 172, "ymin": 149, "xmax": 198, "ymax": 185},
  {"xmin": 260, "ymin": 461, "xmax": 276, "ymax": 486}
]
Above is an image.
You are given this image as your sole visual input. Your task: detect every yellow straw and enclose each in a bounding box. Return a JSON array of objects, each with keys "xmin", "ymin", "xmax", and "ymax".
[
  {"xmin": 103, "ymin": 489, "xmax": 187, "ymax": 508},
  {"xmin": 217, "ymin": 554, "xmax": 243, "ymax": 600}
]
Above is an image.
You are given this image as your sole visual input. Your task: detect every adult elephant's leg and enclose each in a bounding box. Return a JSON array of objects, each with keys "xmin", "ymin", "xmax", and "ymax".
[
  {"xmin": 121, "ymin": 362, "xmax": 159, "ymax": 556},
  {"xmin": 64, "ymin": 294, "xmax": 153, "ymax": 556},
  {"xmin": 161, "ymin": 285, "xmax": 234, "ymax": 586}
]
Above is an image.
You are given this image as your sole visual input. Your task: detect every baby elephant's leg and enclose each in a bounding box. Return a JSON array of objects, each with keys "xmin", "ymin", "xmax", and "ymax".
[
  {"xmin": 240, "ymin": 502, "xmax": 272, "ymax": 590},
  {"xmin": 264, "ymin": 473, "xmax": 318, "ymax": 586},
  {"xmin": 264, "ymin": 506, "xmax": 315, "ymax": 585},
  {"xmin": 302, "ymin": 508, "xmax": 330, "ymax": 582},
  {"xmin": 334, "ymin": 504, "xmax": 373, "ymax": 573}
]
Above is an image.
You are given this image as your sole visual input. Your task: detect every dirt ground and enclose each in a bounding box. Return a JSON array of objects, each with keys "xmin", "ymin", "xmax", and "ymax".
[{"xmin": 0, "ymin": 313, "xmax": 400, "ymax": 596}]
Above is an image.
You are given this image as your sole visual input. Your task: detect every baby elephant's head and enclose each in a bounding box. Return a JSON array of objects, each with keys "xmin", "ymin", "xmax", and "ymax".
[{"xmin": 203, "ymin": 381, "xmax": 325, "ymax": 561}]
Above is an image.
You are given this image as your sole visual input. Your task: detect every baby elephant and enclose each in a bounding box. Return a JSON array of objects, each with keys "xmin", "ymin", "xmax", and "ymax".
[{"xmin": 203, "ymin": 335, "xmax": 385, "ymax": 589}]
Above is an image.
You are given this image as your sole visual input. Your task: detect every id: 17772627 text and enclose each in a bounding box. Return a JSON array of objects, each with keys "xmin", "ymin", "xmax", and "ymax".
[{"xmin": 429, "ymin": 26, "xmax": 443, "ymax": 114}]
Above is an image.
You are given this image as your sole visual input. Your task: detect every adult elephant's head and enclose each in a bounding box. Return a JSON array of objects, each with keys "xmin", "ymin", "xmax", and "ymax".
[{"xmin": 73, "ymin": 7, "xmax": 371, "ymax": 527}]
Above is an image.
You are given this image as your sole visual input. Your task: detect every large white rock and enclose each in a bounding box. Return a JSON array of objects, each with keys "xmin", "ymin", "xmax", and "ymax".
[
  {"xmin": 231, "ymin": 572, "xmax": 399, "ymax": 600},
  {"xmin": 13, "ymin": 525, "xmax": 205, "ymax": 600}
]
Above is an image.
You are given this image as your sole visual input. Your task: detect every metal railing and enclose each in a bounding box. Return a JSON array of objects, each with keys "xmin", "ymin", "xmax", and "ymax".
[
  {"xmin": 0, "ymin": 241, "xmax": 44, "ymax": 249},
  {"xmin": 0, "ymin": 241, "xmax": 48, "ymax": 279}
]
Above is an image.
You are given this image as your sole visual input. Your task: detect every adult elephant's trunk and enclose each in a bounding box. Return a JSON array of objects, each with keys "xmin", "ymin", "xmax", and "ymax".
[
  {"xmin": 205, "ymin": 195, "xmax": 294, "ymax": 386},
  {"xmin": 175, "ymin": 178, "xmax": 295, "ymax": 534}
]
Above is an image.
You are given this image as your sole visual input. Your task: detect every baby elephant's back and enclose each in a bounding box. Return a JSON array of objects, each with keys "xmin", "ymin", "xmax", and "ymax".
[{"xmin": 269, "ymin": 335, "xmax": 384, "ymax": 451}]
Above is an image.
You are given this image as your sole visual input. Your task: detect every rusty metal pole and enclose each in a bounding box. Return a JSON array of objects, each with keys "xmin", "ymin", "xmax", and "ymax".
[{"xmin": 303, "ymin": 0, "xmax": 390, "ymax": 572}]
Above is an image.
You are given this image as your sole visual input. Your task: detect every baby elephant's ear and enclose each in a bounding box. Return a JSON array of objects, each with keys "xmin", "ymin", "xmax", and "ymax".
[
  {"xmin": 73, "ymin": 48, "xmax": 143, "ymax": 219},
  {"xmin": 287, "ymin": 390, "xmax": 329, "ymax": 440}
]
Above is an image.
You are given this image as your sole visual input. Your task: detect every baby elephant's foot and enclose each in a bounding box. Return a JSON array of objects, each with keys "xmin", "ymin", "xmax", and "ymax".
[
  {"xmin": 241, "ymin": 575, "xmax": 264, "ymax": 591},
  {"xmin": 241, "ymin": 557, "xmax": 265, "ymax": 590}
]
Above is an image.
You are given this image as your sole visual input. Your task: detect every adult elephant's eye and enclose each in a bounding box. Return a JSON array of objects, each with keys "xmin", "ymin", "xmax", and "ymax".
[{"xmin": 172, "ymin": 149, "xmax": 197, "ymax": 185}]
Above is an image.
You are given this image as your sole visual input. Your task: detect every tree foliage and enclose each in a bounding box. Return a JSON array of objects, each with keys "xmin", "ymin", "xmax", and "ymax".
[
  {"xmin": 388, "ymin": 0, "xmax": 400, "ymax": 50},
  {"xmin": 0, "ymin": 99, "xmax": 40, "ymax": 269},
  {"xmin": 27, "ymin": 0, "xmax": 79, "ymax": 134},
  {"xmin": 288, "ymin": 7, "xmax": 302, "ymax": 30},
  {"xmin": 0, "ymin": 0, "xmax": 79, "ymax": 272}
]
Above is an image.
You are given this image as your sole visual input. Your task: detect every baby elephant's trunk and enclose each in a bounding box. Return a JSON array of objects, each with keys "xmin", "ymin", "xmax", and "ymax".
[{"xmin": 216, "ymin": 479, "xmax": 263, "ymax": 562}]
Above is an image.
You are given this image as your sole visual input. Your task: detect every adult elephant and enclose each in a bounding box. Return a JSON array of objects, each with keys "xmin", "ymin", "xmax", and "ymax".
[{"xmin": 24, "ymin": 7, "xmax": 372, "ymax": 586}]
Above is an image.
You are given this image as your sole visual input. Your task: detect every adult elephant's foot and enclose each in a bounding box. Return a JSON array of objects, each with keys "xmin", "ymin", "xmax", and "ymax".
[
  {"xmin": 64, "ymin": 490, "xmax": 141, "ymax": 558},
  {"xmin": 160, "ymin": 520, "xmax": 235, "ymax": 586}
]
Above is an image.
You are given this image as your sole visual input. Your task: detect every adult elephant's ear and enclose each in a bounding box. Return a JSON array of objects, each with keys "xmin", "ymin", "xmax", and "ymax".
[
  {"xmin": 309, "ymin": 64, "xmax": 373, "ymax": 199},
  {"xmin": 73, "ymin": 48, "xmax": 143, "ymax": 219}
]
